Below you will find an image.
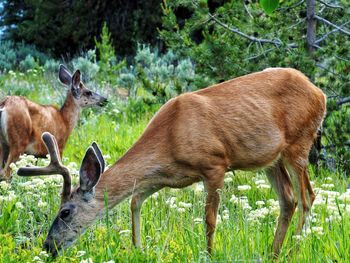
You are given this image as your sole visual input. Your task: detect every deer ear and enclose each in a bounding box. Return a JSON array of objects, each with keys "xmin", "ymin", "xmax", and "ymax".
[
  {"xmin": 91, "ymin": 142, "xmax": 105, "ymax": 172},
  {"xmin": 72, "ymin": 70, "xmax": 81, "ymax": 89},
  {"xmin": 71, "ymin": 70, "xmax": 82, "ymax": 98},
  {"xmin": 58, "ymin": 64, "xmax": 71, "ymax": 86},
  {"xmin": 79, "ymin": 147, "xmax": 102, "ymax": 192}
]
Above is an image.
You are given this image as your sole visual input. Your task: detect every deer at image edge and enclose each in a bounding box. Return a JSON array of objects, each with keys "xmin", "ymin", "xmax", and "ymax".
[{"xmin": 0, "ymin": 65, "xmax": 107, "ymax": 180}]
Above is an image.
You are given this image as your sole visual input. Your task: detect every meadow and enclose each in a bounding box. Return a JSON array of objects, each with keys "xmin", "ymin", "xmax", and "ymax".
[{"xmin": 0, "ymin": 69, "xmax": 349, "ymax": 263}]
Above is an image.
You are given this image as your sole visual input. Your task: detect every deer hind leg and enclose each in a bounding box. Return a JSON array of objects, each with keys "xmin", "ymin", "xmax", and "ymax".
[
  {"xmin": 0, "ymin": 143, "xmax": 9, "ymax": 180},
  {"xmin": 266, "ymin": 160, "xmax": 296, "ymax": 258},
  {"xmin": 2, "ymin": 147, "xmax": 25, "ymax": 180},
  {"xmin": 1, "ymin": 110, "xmax": 32, "ymax": 181},
  {"xmin": 285, "ymin": 160, "xmax": 314, "ymax": 235},
  {"xmin": 283, "ymin": 141, "xmax": 315, "ymax": 235},
  {"xmin": 203, "ymin": 167, "xmax": 225, "ymax": 255}
]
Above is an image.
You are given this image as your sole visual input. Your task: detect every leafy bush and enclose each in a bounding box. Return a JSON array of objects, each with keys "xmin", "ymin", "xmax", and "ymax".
[
  {"xmin": 71, "ymin": 50, "xmax": 100, "ymax": 81},
  {"xmin": 19, "ymin": 55, "xmax": 39, "ymax": 72},
  {"xmin": 118, "ymin": 44, "xmax": 212, "ymax": 104},
  {"xmin": 0, "ymin": 41, "xmax": 50, "ymax": 72},
  {"xmin": 0, "ymin": 41, "xmax": 17, "ymax": 72},
  {"xmin": 43, "ymin": 59, "xmax": 60, "ymax": 73}
]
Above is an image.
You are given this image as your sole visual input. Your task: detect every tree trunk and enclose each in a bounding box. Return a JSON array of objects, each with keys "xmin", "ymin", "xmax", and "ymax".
[{"xmin": 306, "ymin": 0, "xmax": 317, "ymax": 53}]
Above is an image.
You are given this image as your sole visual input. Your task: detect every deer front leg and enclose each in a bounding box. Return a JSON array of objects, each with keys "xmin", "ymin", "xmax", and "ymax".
[
  {"xmin": 204, "ymin": 173, "xmax": 224, "ymax": 255},
  {"xmin": 131, "ymin": 189, "xmax": 159, "ymax": 248},
  {"xmin": 131, "ymin": 194, "xmax": 143, "ymax": 248}
]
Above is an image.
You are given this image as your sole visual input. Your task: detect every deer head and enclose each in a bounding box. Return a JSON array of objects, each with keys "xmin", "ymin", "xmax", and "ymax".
[
  {"xmin": 17, "ymin": 132, "xmax": 106, "ymax": 256},
  {"xmin": 58, "ymin": 65, "xmax": 108, "ymax": 107}
]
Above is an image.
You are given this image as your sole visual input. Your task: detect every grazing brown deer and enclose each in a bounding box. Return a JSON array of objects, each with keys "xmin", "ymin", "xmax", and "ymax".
[
  {"xmin": 0, "ymin": 65, "xmax": 107, "ymax": 180},
  {"xmin": 18, "ymin": 68, "xmax": 326, "ymax": 258}
]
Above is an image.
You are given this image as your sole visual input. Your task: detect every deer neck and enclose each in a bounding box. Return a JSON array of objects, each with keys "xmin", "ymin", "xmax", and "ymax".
[
  {"xmin": 60, "ymin": 92, "xmax": 81, "ymax": 135},
  {"xmin": 95, "ymin": 143, "xmax": 163, "ymax": 208}
]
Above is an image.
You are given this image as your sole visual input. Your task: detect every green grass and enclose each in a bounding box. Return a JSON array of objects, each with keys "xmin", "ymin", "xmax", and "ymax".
[{"xmin": 0, "ymin": 72, "xmax": 350, "ymax": 262}]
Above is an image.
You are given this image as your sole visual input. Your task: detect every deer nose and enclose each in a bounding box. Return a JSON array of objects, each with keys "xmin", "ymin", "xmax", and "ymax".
[
  {"xmin": 99, "ymin": 97, "xmax": 108, "ymax": 107},
  {"xmin": 43, "ymin": 239, "xmax": 58, "ymax": 257}
]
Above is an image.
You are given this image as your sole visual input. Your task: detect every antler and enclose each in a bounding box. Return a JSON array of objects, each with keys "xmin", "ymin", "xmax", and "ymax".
[{"xmin": 17, "ymin": 132, "xmax": 71, "ymax": 202}]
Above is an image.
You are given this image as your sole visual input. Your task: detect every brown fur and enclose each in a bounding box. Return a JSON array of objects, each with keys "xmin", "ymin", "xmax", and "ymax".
[
  {"xmin": 25, "ymin": 68, "xmax": 326, "ymax": 257},
  {"xmin": 95, "ymin": 68, "xmax": 326, "ymax": 257}
]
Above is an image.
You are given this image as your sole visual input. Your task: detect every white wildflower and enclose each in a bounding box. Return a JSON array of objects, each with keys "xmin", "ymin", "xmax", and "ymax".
[
  {"xmin": 222, "ymin": 209, "xmax": 230, "ymax": 220},
  {"xmin": 150, "ymin": 192, "xmax": 159, "ymax": 199},
  {"xmin": 321, "ymin": 184, "xmax": 334, "ymax": 189},
  {"xmin": 80, "ymin": 258, "xmax": 93, "ymax": 263},
  {"xmin": 39, "ymin": 251, "xmax": 49, "ymax": 258},
  {"xmin": 166, "ymin": 197, "xmax": 177, "ymax": 208},
  {"xmin": 32, "ymin": 255, "xmax": 44, "ymax": 263},
  {"xmin": 256, "ymin": 200, "xmax": 265, "ymax": 207},
  {"xmin": 119, "ymin": 229, "xmax": 131, "ymax": 235},
  {"xmin": 193, "ymin": 183, "xmax": 204, "ymax": 194},
  {"xmin": 38, "ymin": 200, "xmax": 47, "ymax": 208},
  {"xmin": 216, "ymin": 214, "xmax": 222, "ymax": 224},
  {"xmin": 255, "ymin": 179, "xmax": 266, "ymax": 185},
  {"xmin": 177, "ymin": 207, "xmax": 186, "ymax": 213},
  {"xmin": 230, "ymin": 194, "xmax": 238, "ymax": 202},
  {"xmin": 179, "ymin": 202, "xmax": 192, "ymax": 208},
  {"xmin": 257, "ymin": 184, "xmax": 271, "ymax": 190},
  {"xmin": 77, "ymin": 251, "xmax": 86, "ymax": 257},
  {"xmin": 338, "ymin": 189, "xmax": 350, "ymax": 202},
  {"xmin": 292, "ymin": 235, "xmax": 303, "ymax": 241},
  {"xmin": 103, "ymin": 261, "xmax": 115, "ymax": 263},
  {"xmin": 224, "ymin": 177, "xmax": 233, "ymax": 183},
  {"xmin": 225, "ymin": 171, "xmax": 234, "ymax": 177},
  {"xmin": 103, "ymin": 154, "xmax": 111, "ymax": 160},
  {"xmin": 15, "ymin": 202, "xmax": 24, "ymax": 209},
  {"xmin": 0, "ymin": 181, "xmax": 10, "ymax": 191},
  {"xmin": 194, "ymin": 218, "xmax": 203, "ymax": 224},
  {"xmin": 311, "ymin": 226, "xmax": 324, "ymax": 235},
  {"xmin": 237, "ymin": 185, "xmax": 251, "ymax": 191}
]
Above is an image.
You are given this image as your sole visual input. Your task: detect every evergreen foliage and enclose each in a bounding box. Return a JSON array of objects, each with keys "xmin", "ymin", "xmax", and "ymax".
[{"xmin": 0, "ymin": 0, "xmax": 164, "ymax": 57}]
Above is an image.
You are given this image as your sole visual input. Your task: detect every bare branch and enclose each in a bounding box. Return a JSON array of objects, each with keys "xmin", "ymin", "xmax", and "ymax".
[
  {"xmin": 315, "ymin": 15, "xmax": 350, "ymax": 36},
  {"xmin": 209, "ymin": 14, "xmax": 298, "ymax": 48},
  {"xmin": 316, "ymin": 20, "xmax": 350, "ymax": 44},
  {"xmin": 337, "ymin": 96, "xmax": 350, "ymax": 106},
  {"xmin": 243, "ymin": 2, "xmax": 253, "ymax": 19},
  {"xmin": 246, "ymin": 47, "xmax": 277, "ymax": 61},
  {"xmin": 317, "ymin": 0, "xmax": 343, "ymax": 9},
  {"xmin": 288, "ymin": 18, "xmax": 306, "ymax": 30}
]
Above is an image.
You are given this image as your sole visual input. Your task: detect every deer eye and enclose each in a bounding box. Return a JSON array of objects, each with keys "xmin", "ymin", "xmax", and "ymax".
[
  {"xmin": 60, "ymin": 208, "xmax": 71, "ymax": 219},
  {"xmin": 85, "ymin": 91, "xmax": 92, "ymax": 96}
]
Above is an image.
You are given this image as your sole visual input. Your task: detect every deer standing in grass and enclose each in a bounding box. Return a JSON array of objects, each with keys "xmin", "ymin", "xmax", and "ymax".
[
  {"xmin": 0, "ymin": 65, "xmax": 107, "ymax": 180},
  {"xmin": 18, "ymin": 68, "xmax": 326, "ymax": 258}
]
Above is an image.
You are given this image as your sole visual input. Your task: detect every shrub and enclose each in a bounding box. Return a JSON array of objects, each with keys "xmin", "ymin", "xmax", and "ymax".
[
  {"xmin": 118, "ymin": 44, "xmax": 212, "ymax": 104},
  {"xmin": 71, "ymin": 50, "xmax": 100, "ymax": 81},
  {"xmin": 0, "ymin": 41, "xmax": 17, "ymax": 72},
  {"xmin": 19, "ymin": 55, "xmax": 39, "ymax": 72},
  {"xmin": 43, "ymin": 59, "xmax": 60, "ymax": 73},
  {"xmin": 0, "ymin": 41, "xmax": 50, "ymax": 72}
]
